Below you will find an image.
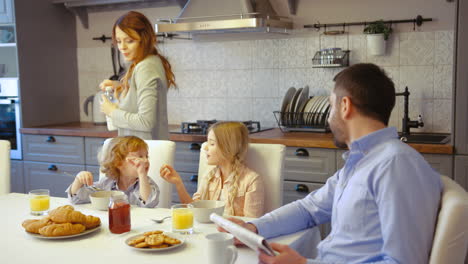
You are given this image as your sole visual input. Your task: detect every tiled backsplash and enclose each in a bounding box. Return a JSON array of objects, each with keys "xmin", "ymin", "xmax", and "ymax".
[{"xmin": 78, "ymin": 30, "xmax": 454, "ymax": 133}]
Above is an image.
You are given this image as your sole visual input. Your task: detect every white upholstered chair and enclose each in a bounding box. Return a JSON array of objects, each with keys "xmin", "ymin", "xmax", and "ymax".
[
  {"xmin": 198, "ymin": 142, "xmax": 286, "ymax": 214},
  {"xmin": 0, "ymin": 140, "xmax": 11, "ymax": 195},
  {"xmin": 99, "ymin": 139, "xmax": 176, "ymax": 208},
  {"xmin": 429, "ymin": 175, "xmax": 468, "ymax": 264}
]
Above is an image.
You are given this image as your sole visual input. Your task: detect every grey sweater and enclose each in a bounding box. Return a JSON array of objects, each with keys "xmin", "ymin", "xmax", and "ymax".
[{"xmin": 110, "ymin": 55, "xmax": 169, "ymax": 140}]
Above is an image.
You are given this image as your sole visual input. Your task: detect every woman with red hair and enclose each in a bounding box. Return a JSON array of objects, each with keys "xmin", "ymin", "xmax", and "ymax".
[{"xmin": 99, "ymin": 11, "xmax": 175, "ymax": 140}]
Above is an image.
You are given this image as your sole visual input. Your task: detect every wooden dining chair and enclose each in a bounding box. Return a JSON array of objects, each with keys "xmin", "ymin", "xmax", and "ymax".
[
  {"xmin": 198, "ymin": 142, "xmax": 286, "ymax": 214},
  {"xmin": 99, "ymin": 139, "xmax": 176, "ymax": 208},
  {"xmin": 0, "ymin": 140, "xmax": 11, "ymax": 195}
]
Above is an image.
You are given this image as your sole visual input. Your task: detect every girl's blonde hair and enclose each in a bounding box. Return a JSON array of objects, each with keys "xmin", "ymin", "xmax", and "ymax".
[
  {"xmin": 112, "ymin": 11, "xmax": 176, "ymax": 97},
  {"xmin": 200, "ymin": 122, "xmax": 249, "ymax": 215},
  {"xmin": 99, "ymin": 136, "xmax": 148, "ymax": 180}
]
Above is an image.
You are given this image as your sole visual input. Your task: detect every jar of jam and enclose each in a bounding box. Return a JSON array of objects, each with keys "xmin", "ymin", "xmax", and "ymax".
[{"xmin": 108, "ymin": 193, "xmax": 131, "ymax": 234}]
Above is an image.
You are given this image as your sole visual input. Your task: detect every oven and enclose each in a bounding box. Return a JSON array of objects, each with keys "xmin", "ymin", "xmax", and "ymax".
[{"xmin": 0, "ymin": 78, "xmax": 21, "ymax": 159}]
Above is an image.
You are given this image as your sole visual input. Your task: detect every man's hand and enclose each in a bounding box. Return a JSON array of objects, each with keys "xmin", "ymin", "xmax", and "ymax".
[
  {"xmin": 258, "ymin": 243, "xmax": 307, "ymax": 264},
  {"xmin": 216, "ymin": 217, "xmax": 258, "ymax": 246}
]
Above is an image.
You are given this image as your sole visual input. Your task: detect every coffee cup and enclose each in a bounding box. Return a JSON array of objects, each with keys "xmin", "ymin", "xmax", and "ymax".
[
  {"xmin": 205, "ymin": 233, "xmax": 238, "ymax": 264},
  {"xmin": 0, "ymin": 30, "xmax": 13, "ymax": 43}
]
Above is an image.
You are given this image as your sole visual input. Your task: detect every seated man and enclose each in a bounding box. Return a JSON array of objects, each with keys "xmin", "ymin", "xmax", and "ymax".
[{"xmin": 222, "ymin": 63, "xmax": 442, "ymax": 264}]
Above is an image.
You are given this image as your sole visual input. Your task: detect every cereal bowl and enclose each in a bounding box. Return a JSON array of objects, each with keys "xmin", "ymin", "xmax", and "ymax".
[
  {"xmin": 90, "ymin": 191, "xmax": 124, "ymax": 210},
  {"xmin": 191, "ymin": 200, "xmax": 225, "ymax": 223}
]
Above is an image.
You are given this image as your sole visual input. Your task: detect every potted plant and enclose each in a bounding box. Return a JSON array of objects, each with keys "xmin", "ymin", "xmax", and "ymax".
[{"xmin": 364, "ymin": 20, "xmax": 393, "ymax": 56}]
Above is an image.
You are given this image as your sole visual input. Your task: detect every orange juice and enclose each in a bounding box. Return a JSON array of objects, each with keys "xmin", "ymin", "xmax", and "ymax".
[
  {"xmin": 29, "ymin": 189, "xmax": 50, "ymax": 215},
  {"xmin": 172, "ymin": 208, "xmax": 194, "ymax": 230},
  {"xmin": 30, "ymin": 195, "xmax": 50, "ymax": 212}
]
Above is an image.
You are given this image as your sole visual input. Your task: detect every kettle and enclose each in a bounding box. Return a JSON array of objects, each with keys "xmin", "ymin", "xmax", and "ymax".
[{"xmin": 83, "ymin": 91, "xmax": 107, "ymax": 125}]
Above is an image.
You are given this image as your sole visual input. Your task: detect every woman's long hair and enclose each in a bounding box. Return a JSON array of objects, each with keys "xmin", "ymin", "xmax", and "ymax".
[
  {"xmin": 112, "ymin": 11, "xmax": 176, "ymax": 95},
  {"xmin": 99, "ymin": 136, "xmax": 148, "ymax": 180},
  {"xmin": 200, "ymin": 122, "xmax": 249, "ymax": 216}
]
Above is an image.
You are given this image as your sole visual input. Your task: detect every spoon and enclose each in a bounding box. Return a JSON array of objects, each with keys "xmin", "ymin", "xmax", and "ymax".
[{"xmin": 151, "ymin": 216, "xmax": 171, "ymax": 224}]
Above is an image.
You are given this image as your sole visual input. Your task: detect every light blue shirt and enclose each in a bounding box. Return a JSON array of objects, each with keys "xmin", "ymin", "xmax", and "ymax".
[
  {"xmin": 251, "ymin": 127, "xmax": 442, "ymax": 264},
  {"xmin": 66, "ymin": 176, "xmax": 160, "ymax": 208}
]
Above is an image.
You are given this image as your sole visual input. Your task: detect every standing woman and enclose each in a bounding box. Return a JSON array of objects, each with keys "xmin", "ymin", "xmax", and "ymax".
[{"xmin": 100, "ymin": 11, "xmax": 176, "ymax": 140}]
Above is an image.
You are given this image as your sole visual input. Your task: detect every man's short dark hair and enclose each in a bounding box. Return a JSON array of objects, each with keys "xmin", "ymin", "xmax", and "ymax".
[{"xmin": 333, "ymin": 63, "xmax": 395, "ymax": 125}]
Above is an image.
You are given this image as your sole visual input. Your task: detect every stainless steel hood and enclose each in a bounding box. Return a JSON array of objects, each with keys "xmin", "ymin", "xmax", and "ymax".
[{"xmin": 155, "ymin": 0, "xmax": 293, "ymax": 35}]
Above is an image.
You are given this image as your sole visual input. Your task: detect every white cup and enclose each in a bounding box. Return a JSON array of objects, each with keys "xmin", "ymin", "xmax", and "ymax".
[
  {"xmin": 205, "ymin": 233, "xmax": 238, "ymax": 264},
  {"xmin": 0, "ymin": 29, "xmax": 13, "ymax": 43}
]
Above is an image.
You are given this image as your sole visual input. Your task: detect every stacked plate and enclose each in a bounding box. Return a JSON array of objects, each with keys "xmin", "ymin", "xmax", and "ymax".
[{"xmin": 279, "ymin": 87, "xmax": 330, "ymax": 128}]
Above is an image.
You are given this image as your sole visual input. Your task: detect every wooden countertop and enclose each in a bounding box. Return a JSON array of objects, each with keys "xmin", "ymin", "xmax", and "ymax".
[{"xmin": 20, "ymin": 122, "xmax": 454, "ymax": 154}]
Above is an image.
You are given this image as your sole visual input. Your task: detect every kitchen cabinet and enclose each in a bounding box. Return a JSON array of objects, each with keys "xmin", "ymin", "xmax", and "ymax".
[
  {"xmin": 14, "ymin": 0, "xmax": 79, "ymax": 128},
  {"xmin": 0, "ymin": 0, "xmax": 13, "ymax": 23},
  {"xmin": 422, "ymin": 154, "xmax": 453, "ymax": 177},
  {"xmin": 22, "ymin": 134, "xmax": 105, "ymax": 197},
  {"xmin": 454, "ymin": 156, "xmax": 468, "ymax": 191},
  {"xmin": 283, "ymin": 147, "xmax": 336, "ymax": 238},
  {"xmin": 10, "ymin": 160, "xmax": 23, "ymax": 193},
  {"xmin": 172, "ymin": 142, "xmax": 201, "ymax": 203}
]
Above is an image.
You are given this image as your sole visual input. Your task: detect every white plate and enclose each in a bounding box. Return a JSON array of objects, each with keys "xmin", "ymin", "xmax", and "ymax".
[
  {"xmin": 288, "ymin": 88, "xmax": 303, "ymax": 125},
  {"xmin": 294, "ymin": 86, "xmax": 309, "ymax": 114},
  {"xmin": 26, "ymin": 225, "xmax": 101, "ymax": 239},
  {"xmin": 302, "ymin": 97, "xmax": 318, "ymax": 125},
  {"xmin": 314, "ymin": 96, "xmax": 330, "ymax": 125},
  {"xmin": 125, "ymin": 232, "xmax": 185, "ymax": 252},
  {"xmin": 308, "ymin": 96, "xmax": 325, "ymax": 126},
  {"xmin": 280, "ymin": 87, "xmax": 296, "ymax": 124}
]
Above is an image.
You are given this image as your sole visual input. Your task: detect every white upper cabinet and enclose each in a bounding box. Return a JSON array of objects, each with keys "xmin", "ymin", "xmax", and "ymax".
[{"xmin": 0, "ymin": 0, "xmax": 13, "ymax": 24}]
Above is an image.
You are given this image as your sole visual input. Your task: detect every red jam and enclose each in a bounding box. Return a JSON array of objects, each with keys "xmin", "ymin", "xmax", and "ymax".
[{"xmin": 109, "ymin": 202, "xmax": 131, "ymax": 234}]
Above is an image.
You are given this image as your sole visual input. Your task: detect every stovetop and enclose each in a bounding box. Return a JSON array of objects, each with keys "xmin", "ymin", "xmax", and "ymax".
[{"xmin": 170, "ymin": 120, "xmax": 273, "ymax": 135}]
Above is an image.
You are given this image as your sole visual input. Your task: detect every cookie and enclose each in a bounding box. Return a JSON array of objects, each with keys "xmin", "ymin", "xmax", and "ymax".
[
  {"xmin": 128, "ymin": 235, "xmax": 146, "ymax": 246},
  {"xmin": 150, "ymin": 244, "xmax": 169, "ymax": 248},
  {"xmin": 164, "ymin": 236, "xmax": 181, "ymax": 245},
  {"xmin": 143, "ymin": 230, "xmax": 163, "ymax": 236},
  {"xmin": 145, "ymin": 234, "xmax": 164, "ymax": 246},
  {"xmin": 134, "ymin": 242, "xmax": 149, "ymax": 248}
]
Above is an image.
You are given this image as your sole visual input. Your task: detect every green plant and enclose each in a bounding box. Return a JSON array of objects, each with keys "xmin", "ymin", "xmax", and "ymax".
[{"xmin": 363, "ymin": 20, "xmax": 393, "ymax": 40}]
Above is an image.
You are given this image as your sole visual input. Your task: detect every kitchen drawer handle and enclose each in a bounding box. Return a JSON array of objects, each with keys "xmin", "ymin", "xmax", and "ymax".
[
  {"xmin": 190, "ymin": 175, "xmax": 198, "ymax": 182},
  {"xmin": 189, "ymin": 143, "xmax": 201, "ymax": 151},
  {"xmin": 295, "ymin": 148, "xmax": 309, "ymax": 157},
  {"xmin": 48, "ymin": 164, "xmax": 58, "ymax": 171},
  {"xmin": 295, "ymin": 184, "xmax": 309, "ymax": 193},
  {"xmin": 46, "ymin": 136, "xmax": 56, "ymax": 143}
]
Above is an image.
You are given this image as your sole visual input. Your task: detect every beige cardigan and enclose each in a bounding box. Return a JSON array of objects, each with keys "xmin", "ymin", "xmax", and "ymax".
[{"xmin": 110, "ymin": 55, "xmax": 169, "ymax": 140}]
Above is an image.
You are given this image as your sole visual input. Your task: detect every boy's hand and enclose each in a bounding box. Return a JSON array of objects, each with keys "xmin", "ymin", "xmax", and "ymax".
[
  {"xmin": 75, "ymin": 171, "xmax": 94, "ymax": 187},
  {"xmin": 127, "ymin": 157, "xmax": 149, "ymax": 177}
]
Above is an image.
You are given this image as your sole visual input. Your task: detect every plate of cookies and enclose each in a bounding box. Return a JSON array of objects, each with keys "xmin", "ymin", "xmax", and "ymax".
[
  {"xmin": 22, "ymin": 205, "xmax": 101, "ymax": 239},
  {"xmin": 125, "ymin": 230, "xmax": 184, "ymax": 252}
]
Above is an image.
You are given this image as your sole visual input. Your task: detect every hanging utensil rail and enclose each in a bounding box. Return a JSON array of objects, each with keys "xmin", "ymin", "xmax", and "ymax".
[{"xmin": 304, "ymin": 15, "xmax": 433, "ymax": 31}]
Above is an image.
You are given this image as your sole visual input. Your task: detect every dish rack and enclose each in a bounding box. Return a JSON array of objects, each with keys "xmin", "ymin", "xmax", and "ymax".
[
  {"xmin": 273, "ymin": 111, "xmax": 330, "ymax": 133},
  {"xmin": 312, "ymin": 49, "xmax": 350, "ymax": 68}
]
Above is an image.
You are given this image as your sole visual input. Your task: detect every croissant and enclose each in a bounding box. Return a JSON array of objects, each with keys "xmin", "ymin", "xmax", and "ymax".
[
  {"xmin": 38, "ymin": 223, "xmax": 86, "ymax": 237},
  {"xmin": 83, "ymin": 215, "xmax": 101, "ymax": 229},
  {"xmin": 22, "ymin": 217, "xmax": 53, "ymax": 234},
  {"xmin": 49, "ymin": 208, "xmax": 86, "ymax": 224}
]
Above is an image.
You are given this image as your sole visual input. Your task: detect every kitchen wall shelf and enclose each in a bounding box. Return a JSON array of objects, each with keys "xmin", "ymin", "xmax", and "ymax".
[{"xmin": 312, "ymin": 49, "xmax": 350, "ymax": 68}]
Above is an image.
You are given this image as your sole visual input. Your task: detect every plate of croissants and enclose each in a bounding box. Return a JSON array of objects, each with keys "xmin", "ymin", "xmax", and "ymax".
[
  {"xmin": 22, "ymin": 205, "xmax": 101, "ymax": 239},
  {"xmin": 125, "ymin": 230, "xmax": 184, "ymax": 252}
]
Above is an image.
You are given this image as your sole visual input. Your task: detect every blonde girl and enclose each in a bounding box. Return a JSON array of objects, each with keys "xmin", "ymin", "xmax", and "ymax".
[
  {"xmin": 67, "ymin": 136, "xmax": 160, "ymax": 208},
  {"xmin": 99, "ymin": 11, "xmax": 176, "ymax": 140},
  {"xmin": 160, "ymin": 122, "xmax": 265, "ymax": 217}
]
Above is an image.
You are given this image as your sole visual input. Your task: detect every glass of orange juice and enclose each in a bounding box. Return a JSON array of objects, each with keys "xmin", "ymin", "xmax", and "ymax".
[
  {"xmin": 29, "ymin": 189, "xmax": 50, "ymax": 216},
  {"xmin": 171, "ymin": 204, "xmax": 194, "ymax": 234}
]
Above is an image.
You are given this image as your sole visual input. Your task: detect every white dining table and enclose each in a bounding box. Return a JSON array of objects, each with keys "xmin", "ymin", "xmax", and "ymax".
[{"xmin": 2, "ymin": 193, "xmax": 318, "ymax": 264}]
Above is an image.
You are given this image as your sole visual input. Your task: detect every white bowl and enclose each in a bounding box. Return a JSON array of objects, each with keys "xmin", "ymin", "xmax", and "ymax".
[
  {"xmin": 89, "ymin": 191, "xmax": 124, "ymax": 211},
  {"xmin": 191, "ymin": 200, "xmax": 225, "ymax": 223}
]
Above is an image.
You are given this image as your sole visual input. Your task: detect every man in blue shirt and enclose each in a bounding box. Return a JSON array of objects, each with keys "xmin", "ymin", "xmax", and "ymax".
[{"xmin": 222, "ymin": 63, "xmax": 442, "ymax": 264}]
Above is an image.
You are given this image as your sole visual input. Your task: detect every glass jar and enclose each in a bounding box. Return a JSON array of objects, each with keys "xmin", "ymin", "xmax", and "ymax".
[{"xmin": 108, "ymin": 193, "xmax": 131, "ymax": 234}]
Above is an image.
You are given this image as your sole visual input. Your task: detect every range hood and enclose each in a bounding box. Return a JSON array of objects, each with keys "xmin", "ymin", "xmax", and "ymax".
[{"xmin": 155, "ymin": 0, "xmax": 294, "ymax": 35}]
